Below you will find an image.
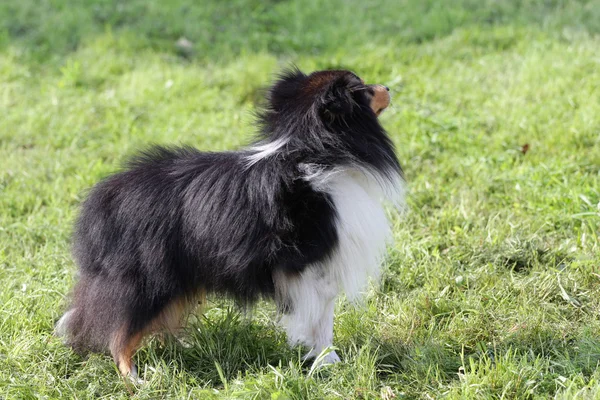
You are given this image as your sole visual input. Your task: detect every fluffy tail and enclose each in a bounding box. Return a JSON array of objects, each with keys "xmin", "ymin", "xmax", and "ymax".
[
  {"xmin": 55, "ymin": 273, "xmax": 125, "ymax": 353},
  {"xmin": 55, "ymin": 308, "xmax": 75, "ymax": 338}
]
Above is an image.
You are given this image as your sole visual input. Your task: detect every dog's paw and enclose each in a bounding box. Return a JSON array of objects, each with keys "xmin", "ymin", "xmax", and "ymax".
[
  {"xmin": 126, "ymin": 364, "xmax": 146, "ymax": 385},
  {"xmin": 304, "ymin": 347, "xmax": 341, "ymax": 366},
  {"xmin": 321, "ymin": 350, "xmax": 341, "ymax": 364}
]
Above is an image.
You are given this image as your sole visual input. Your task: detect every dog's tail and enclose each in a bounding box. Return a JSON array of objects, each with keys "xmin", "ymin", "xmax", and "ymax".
[
  {"xmin": 55, "ymin": 308, "xmax": 75, "ymax": 338},
  {"xmin": 54, "ymin": 273, "xmax": 123, "ymax": 354}
]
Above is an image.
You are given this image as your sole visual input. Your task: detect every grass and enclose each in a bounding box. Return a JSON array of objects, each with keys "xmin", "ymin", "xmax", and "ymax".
[{"xmin": 1, "ymin": 0, "xmax": 599, "ymax": 398}]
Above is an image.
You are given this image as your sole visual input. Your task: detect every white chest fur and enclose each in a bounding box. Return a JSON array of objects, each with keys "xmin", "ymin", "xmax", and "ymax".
[
  {"xmin": 303, "ymin": 166, "xmax": 402, "ymax": 300},
  {"xmin": 275, "ymin": 166, "xmax": 403, "ymax": 362}
]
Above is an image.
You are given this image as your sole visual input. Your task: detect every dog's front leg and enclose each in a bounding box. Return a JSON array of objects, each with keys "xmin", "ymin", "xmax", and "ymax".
[
  {"xmin": 301, "ymin": 295, "xmax": 341, "ymax": 364},
  {"xmin": 274, "ymin": 268, "xmax": 341, "ymax": 365}
]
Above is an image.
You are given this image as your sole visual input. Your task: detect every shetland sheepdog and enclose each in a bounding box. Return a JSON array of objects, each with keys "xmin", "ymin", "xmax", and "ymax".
[{"xmin": 56, "ymin": 68, "xmax": 404, "ymax": 378}]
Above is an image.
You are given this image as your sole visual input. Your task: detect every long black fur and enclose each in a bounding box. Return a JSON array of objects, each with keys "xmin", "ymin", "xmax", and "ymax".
[{"xmin": 62, "ymin": 68, "xmax": 402, "ymax": 353}]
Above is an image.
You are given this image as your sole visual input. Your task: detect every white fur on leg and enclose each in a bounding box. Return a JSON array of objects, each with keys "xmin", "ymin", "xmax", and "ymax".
[
  {"xmin": 55, "ymin": 309, "xmax": 75, "ymax": 338},
  {"xmin": 301, "ymin": 295, "xmax": 340, "ymax": 364},
  {"xmin": 274, "ymin": 268, "xmax": 339, "ymax": 362}
]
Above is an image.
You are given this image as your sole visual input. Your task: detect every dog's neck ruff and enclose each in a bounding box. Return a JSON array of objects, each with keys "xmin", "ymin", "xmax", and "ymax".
[
  {"xmin": 301, "ymin": 163, "xmax": 405, "ymax": 300},
  {"xmin": 244, "ymin": 131, "xmax": 404, "ymax": 299}
]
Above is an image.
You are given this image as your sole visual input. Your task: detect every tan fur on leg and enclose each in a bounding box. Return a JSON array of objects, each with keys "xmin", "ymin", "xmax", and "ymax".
[
  {"xmin": 110, "ymin": 328, "xmax": 144, "ymax": 377},
  {"xmin": 110, "ymin": 289, "xmax": 207, "ymax": 377},
  {"xmin": 150, "ymin": 289, "xmax": 207, "ymax": 335}
]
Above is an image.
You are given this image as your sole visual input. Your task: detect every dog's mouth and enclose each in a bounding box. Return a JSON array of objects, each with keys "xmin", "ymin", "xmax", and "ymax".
[{"xmin": 370, "ymin": 85, "xmax": 390, "ymax": 117}]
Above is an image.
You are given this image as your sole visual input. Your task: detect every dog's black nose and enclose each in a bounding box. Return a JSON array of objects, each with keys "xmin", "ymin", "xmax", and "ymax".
[{"xmin": 384, "ymin": 86, "xmax": 389, "ymax": 91}]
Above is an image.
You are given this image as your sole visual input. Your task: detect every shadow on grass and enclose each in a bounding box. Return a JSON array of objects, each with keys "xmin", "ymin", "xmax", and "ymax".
[{"xmin": 135, "ymin": 307, "xmax": 296, "ymax": 383}]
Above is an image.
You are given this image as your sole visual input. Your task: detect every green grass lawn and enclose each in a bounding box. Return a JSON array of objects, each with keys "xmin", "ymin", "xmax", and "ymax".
[{"xmin": 1, "ymin": 0, "xmax": 600, "ymax": 398}]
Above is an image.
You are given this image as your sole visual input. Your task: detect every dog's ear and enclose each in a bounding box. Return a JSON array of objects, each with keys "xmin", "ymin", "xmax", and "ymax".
[
  {"xmin": 269, "ymin": 68, "xmax": 306, "ymax": 111},
  {"xmin": 322, "ymin": 76, "xmax": 353, "ymax": 116}
]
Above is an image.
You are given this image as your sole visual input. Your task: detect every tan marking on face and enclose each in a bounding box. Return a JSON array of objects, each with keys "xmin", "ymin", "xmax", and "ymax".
[{"xmin": 370, "ymin": 85, "xmax": 390, "ymax": 117}]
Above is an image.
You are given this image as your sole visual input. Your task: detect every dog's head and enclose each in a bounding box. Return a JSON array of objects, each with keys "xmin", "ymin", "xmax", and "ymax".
[
  {"xmin": 254, "ymin": 68, "xmax": 401, "ymax": 184},
  {"xmin": 267, "ymin": 68, "xmax": 391, "ymax": 121}
]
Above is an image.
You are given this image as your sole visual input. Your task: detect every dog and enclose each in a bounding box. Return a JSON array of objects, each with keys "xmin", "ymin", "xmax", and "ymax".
[{"xmin": 56, "ymin": 68, "xmax": 404, "ymax": 378}]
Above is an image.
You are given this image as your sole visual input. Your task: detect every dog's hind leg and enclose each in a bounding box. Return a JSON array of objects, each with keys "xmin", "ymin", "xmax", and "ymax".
[
  {"xmin": 110, "ymin": 293, "xmax": 204, "ymax": 379},
  {"xmin": 152, "ymin": 290, "xmax": 206, "ymax": 347},
  {"xmin": 110, "ymin": 325, "xmax": 144, "ymax": 379}
]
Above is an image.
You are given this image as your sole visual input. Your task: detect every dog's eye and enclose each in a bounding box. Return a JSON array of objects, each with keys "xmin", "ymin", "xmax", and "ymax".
[{"xmin": 348, "ymin": 84, "xmax": 366, "ymax": 93}]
